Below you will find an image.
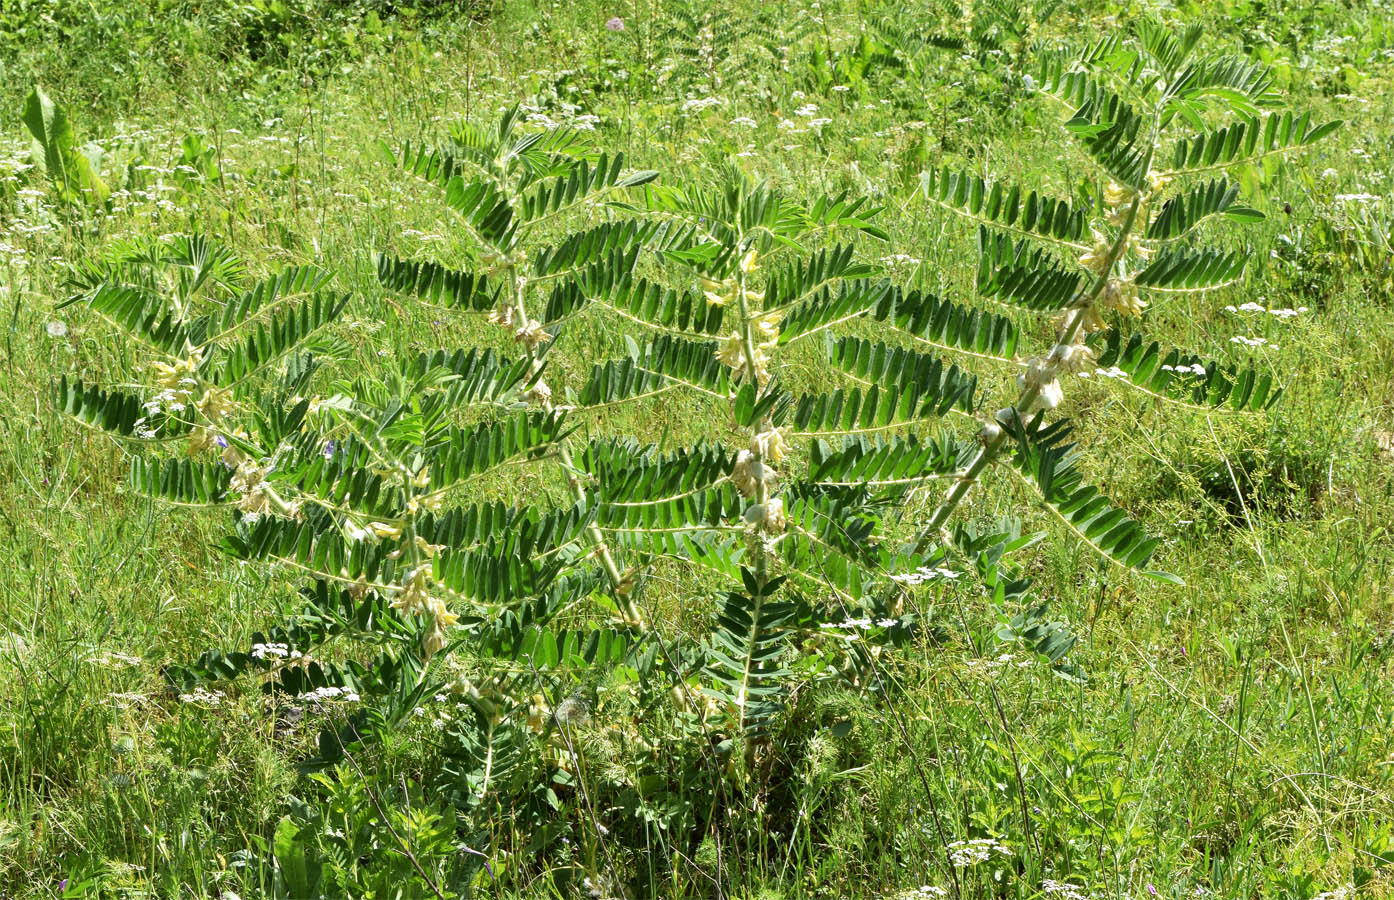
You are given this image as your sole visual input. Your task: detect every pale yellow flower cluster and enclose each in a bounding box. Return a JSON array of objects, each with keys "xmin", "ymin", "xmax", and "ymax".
[
  {"xmin": 1016, "ymin": 357, "xmax": 1065, "ymax": 413},
  {"xmin": 150, "ymin": 349, "xmax": 202, "ymax": 394},
  {"xmin": 743, "ymin": 497, "xmax": 787, "ymax": 533},
  {"xmin": 734, "ymin": 424, "xmax": 791, "ymax": 533},
  {"xmin": 513, "ymin": 317, "xmax": 550, "ymax": 351},
  {"xmin": 707, "ymin": 250, "xmax": 781, "ymax": 385},
  {"xmin": 390, "ymin": 563, "xmax": 458, "ymax": 659}
]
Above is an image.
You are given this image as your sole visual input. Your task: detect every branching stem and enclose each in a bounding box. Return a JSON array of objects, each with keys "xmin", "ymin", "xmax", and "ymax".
[{"xmin": 914, "ymin": 157, "xmax": 1150, "ymax": 554}]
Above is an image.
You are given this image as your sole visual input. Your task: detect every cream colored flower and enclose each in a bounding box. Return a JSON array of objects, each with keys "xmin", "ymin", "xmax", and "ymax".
[
  {"xmin": 754, "ymin": 314, "xmax": 780, "ymax": 347},
  {"xmin": 196, "ymin": 386, "xmax": 235, "ymax": 421},
  {"xmin": 717, "ymin": 332, "xmax": 747, "ymax": 369},
  {"xmin": 749, "ymin": 425, "xmax": 789, "ymax": 463},
  {"xmin": 514, "ymin": 318, "xmax": 550, "ymax": 350},
  {"xmin": 1048, "ymin": 342, "xmax": 1097, "ymax": 373},
  {"xmin": 371, "ymin": 521, "xmax": 403, "ymax": 540},
  {"xmin": 1103, "ymin": 180, "xmax": 1133, "ymax": 208},
  {"xmin": 743, "ymin": 496, "xmax": 786, "ymax": 533},
  {"xmin": 732, "ymin": 449, "xmax": 777, "ymax": 497},
  {"xmin": 1100, "ymin": 279, "xmax": 1146, "ymax": 317},
  {"xmin": 1078, "ymin": 231, "xmax": 1113, "ymax": 275},
  {"xmin": 187, "ymin": 427, "xmax": 217, "ymax": 455}
]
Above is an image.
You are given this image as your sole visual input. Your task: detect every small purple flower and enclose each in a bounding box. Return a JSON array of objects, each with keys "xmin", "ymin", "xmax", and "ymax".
[
  {"xmin": 214, "ymin": 434, "xmax": 229, "ymax": 449},
  {"xmin": 58, "ymin": 879, "xmax": 68, "ymax": 893},
  {"xmin": 605, "ymin": 16, "xmax": 625, "ymax": 31},
  {"xmin": 322, "ymin": 440, "xmax": 336, "ymax": 460},
  {"xmin": 1146, "ymin": 885, "xmax": 1157, "ymax": 897}
]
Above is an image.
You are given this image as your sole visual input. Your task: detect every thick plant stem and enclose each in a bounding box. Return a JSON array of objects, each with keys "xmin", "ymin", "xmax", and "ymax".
[
  {"xmin": 913, "ymin": 183, "xmax": 1147, "ymax": 554},
  {"xmin": 506, "ymin": 273, "xmax": 639, "ymax": 624},
  {"xmin": 734, "ymin": 246, "xmax": 772, "ymax": 589}
]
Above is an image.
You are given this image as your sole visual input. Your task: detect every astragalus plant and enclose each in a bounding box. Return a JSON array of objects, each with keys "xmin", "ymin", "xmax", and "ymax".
[{"xmin": 54, "ymin": 16, "xmax": 1338, "ymax": 866}]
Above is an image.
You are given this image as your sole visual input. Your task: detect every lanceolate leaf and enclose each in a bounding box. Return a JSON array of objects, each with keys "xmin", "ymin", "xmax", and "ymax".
[
  {"xmin": 129, "ymin": 457, "xmax": 232, "ymax": 505},
  {"xmin": 1166, "ymin": 110, "xmax": 1342, "ymax": 175},
  {"xmin": 828, "ymin": 336, "xmax": 977, "ymax": 416},
  {"xmin": 376, "ymin": 255, "xmax": 499, "ymax": 312},
  {"xmin": 443, "ymin": 176, "xmax": 518, "ymax": 251},
  {"xmin": 977, "ymin": 227, "xmax": 1083, "ymax": 310},
  {"xmin": 806, "ymin": 433, "xmax": 976, "ymax": 491},
  {"xmin": 764, "ymin": 244, "xmax": 880, "ymax": 308},
  {"xmin": 56, "ymin": 376, "xmax": 191, "ymax": 441},
  {"xmin": 429, "ymin": 410, "xmax": 571, "ymax": 490},
  {"xmin": 211, "ymin": 293, "xmax": 350, "ymax": 386},
  {"xmin": 1145, "ymin": 179, "xmax": 1262, "ymax": 241},
  {"xmin": 532, "ymin": 220, "xmax": 673, "ymax": 279},
  {"xmin": 198, "ymin": 265, "xmax": 335, "ymax": 344},
  {"xmin": 920, "ymin": 167, "xmax": 1087, "ymax": 245},
  {"xmin": 777, "ymin": 279, "xmax": 891, "ymax": 345},
  {"xmin": 520, "ymin": 152, "xmax": 657, "ymax": 223},
  {"xmin": 1134, "ymin": 248, "xmax": 1248, "ymax": 292},
  {"xmin": 869, "ymin": 285, "xmax": 1019, "ymax": 359},
  {"xmin": 1088, "ymin": 329, "xmax": 1280, "ymax": 411},
  {"xmin": 579, "ymin": 336, "xmax": 733, "ymax": 407},
  {"xmin": 225, "ymin": 513, "xmax": 403, "ymax": 587},
  {"xmin": 545, "ymin": 272, "xmax": 727, "ymax": 336},
  {"xmin": 1005, "ymin": 416, "xmax": 1166, "ymax": 575},
  {"xmin": 1063, "ymin": 89, "xmax": 1150, "ymax": 189},
  {"xmin": 705, "ymin": 573, "xmax": 796, "ymax": 738},
  {"xmin": 61, "ymin": 283, "xmax": 188, "ymax": 354},
  {"xmin": 402, "ymin": 348, "xmax": 535, "ymax": 407},
  {"xmin": 580, "ymin": 439, "xmax": 733, "ymax": 506}
]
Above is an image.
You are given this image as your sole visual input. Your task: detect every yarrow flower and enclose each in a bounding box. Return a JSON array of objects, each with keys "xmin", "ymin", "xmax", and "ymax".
[{"xmin": 946, "ymin": 837, "xmax": 1011, "ymax": 867}]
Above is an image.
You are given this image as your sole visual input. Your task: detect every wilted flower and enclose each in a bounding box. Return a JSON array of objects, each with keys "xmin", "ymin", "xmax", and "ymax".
[
  {"xmin": 514, "ymin": 318, "xmax": 550, "ymax": 350},
  {"xmin": 1099, "ymin": 279, "xmax": 1145, "ymax": 317},
  {"xmin": 525, "ymin": 379, "xmax": 552, "ymax": 404},
  {"xmin": 46, "ymin": 320, "xmax": 68, "ymax": 338}
]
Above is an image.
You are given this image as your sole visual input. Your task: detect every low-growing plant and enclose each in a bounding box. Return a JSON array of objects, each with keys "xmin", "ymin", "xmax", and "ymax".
[{"xmin": 55, "ymin": 17, "xmax": 1342, "ymax": 894}]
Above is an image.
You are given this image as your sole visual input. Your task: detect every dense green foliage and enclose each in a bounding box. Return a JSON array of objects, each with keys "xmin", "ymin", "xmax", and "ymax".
[{"xmin": 3, "ymin": 1, "xmax": 1394, "ymax": 898}]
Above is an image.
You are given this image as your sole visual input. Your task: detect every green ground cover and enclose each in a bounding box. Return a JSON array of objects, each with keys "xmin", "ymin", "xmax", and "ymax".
[{"xmin": 2, "ymin": 1, "xmax": 1393, "ymax": 897}]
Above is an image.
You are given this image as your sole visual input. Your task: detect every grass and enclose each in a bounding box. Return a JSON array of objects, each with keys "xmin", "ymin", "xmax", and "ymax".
[{"xmin": 2, "ymin": 0, "xmax": 1394, "ymax": 897}]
